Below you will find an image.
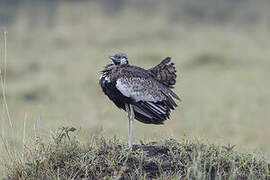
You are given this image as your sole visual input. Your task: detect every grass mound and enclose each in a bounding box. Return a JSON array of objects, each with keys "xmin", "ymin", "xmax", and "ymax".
[{"xmin": 5, "ymin": 127, "xmax": 270, "ymax": 179}]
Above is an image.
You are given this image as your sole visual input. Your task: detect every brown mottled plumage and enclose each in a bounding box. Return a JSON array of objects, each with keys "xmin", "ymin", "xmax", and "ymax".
[
  {"xmin": 99, "ymin": 53, "xmax": 180, "ymax": 148},
  {"xmin": 148, "ymin": 57, "xmax": 177, "ymax": 88}
]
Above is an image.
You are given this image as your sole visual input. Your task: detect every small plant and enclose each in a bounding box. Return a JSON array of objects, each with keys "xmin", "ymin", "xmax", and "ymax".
[{"xmin": 51, "ymin": 126, "xmax": 77, "ymax": 144}]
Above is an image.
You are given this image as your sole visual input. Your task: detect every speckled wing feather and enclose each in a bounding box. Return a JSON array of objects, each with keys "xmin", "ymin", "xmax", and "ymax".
[
  {"xmin": 116, "ymin": 77, "xmax": 166, "ymax": 103},
  {"xmin": 115, "ymin": 65, "xmax": 179, "ymax": 102},
  {"xmin": 148, "ymin": 57, "xmax": 177, "ymax": 88}
]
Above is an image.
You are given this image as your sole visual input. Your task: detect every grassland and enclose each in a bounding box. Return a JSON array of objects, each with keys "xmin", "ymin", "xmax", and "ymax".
[
  {"xmin": 5, "ymin": 127, "xmax": 270, "ymax": 179},
  {"xmin": 1, "ymin": 0, "xmax": 270, "ymax": 178}
]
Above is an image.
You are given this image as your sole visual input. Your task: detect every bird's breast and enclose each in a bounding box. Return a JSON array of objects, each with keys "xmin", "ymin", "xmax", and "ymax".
[{"xmin": 99, "ymin": 72, "xmax": 116, "ymax": 89}]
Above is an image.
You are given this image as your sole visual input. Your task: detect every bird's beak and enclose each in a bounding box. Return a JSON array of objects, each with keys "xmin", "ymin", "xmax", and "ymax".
[{"xmin": 109, "ymin": 56, "xmax": 115, "ymax": 61}]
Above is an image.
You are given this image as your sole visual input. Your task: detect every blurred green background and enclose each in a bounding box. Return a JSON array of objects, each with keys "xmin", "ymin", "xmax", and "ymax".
[{"xmin": 1, "ymin": 0, "xmax": 270, "ymax": 159}]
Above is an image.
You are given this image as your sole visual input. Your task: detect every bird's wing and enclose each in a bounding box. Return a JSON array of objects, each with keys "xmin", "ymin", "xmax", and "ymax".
[
  {"xmin": 116, "ymin": 63, "xmax": 180, "ymax": 99},
  {"xmin": 148, "ymin": 57, "xmax": 177, "ymax": 88},
  {"xmin": 115, "ymin": 77, "xmax": 166, "ymax": 103},
  {"xmin": 116, "ymin": 76, "xmax": 179, "ymax": 124}
]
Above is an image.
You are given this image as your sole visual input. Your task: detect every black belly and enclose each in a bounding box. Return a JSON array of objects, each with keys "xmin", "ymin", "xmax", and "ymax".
[{"xmin": 100, "ymin": 77, "xmax": 132, "ymax": 110}]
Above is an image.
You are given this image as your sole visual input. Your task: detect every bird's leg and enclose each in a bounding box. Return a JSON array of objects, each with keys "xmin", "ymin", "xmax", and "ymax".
[
  {"xmin": 125, "ymin": 103, "xmax": 130, "ymax": 118},
  {"xmin": 125, "ymin": 103, "xmax": 131, "ymax": 149},
  {"xmin": 128, "ymin": 104, "xmax": 134, "ymax": 149}
]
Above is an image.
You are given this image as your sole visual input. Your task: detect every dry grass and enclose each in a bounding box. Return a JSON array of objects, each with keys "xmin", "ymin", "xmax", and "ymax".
[{"xmin": 5, "ymin": 127, "xmax": 270, "ymax": 179}]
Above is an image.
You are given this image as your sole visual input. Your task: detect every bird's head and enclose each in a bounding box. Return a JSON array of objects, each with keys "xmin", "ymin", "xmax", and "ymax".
[{"xmin": 109, "ymin": 53, "xmax": 128, "ymax": 65}]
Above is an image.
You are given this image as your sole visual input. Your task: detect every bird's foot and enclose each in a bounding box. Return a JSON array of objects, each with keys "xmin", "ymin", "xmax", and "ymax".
[{"xmin": 123, "ymin": 145, "xmax": 133, "ymax": 151}]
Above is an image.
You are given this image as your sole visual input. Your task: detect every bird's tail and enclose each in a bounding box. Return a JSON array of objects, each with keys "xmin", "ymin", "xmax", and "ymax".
[{"xmin": 148, "ymin": 57, "xmax": 177, "ymax": 89}]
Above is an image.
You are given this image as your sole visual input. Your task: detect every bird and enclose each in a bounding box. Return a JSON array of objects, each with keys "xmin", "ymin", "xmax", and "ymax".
[{"xmin": 99, "ymin": 53, "xmax": 180, "ymax": 149}]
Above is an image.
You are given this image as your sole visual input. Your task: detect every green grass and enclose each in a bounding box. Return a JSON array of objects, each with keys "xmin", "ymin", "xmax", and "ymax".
[{"xmin": 4, "ymin": 127, "xmax": 270, "ymax": 179}]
